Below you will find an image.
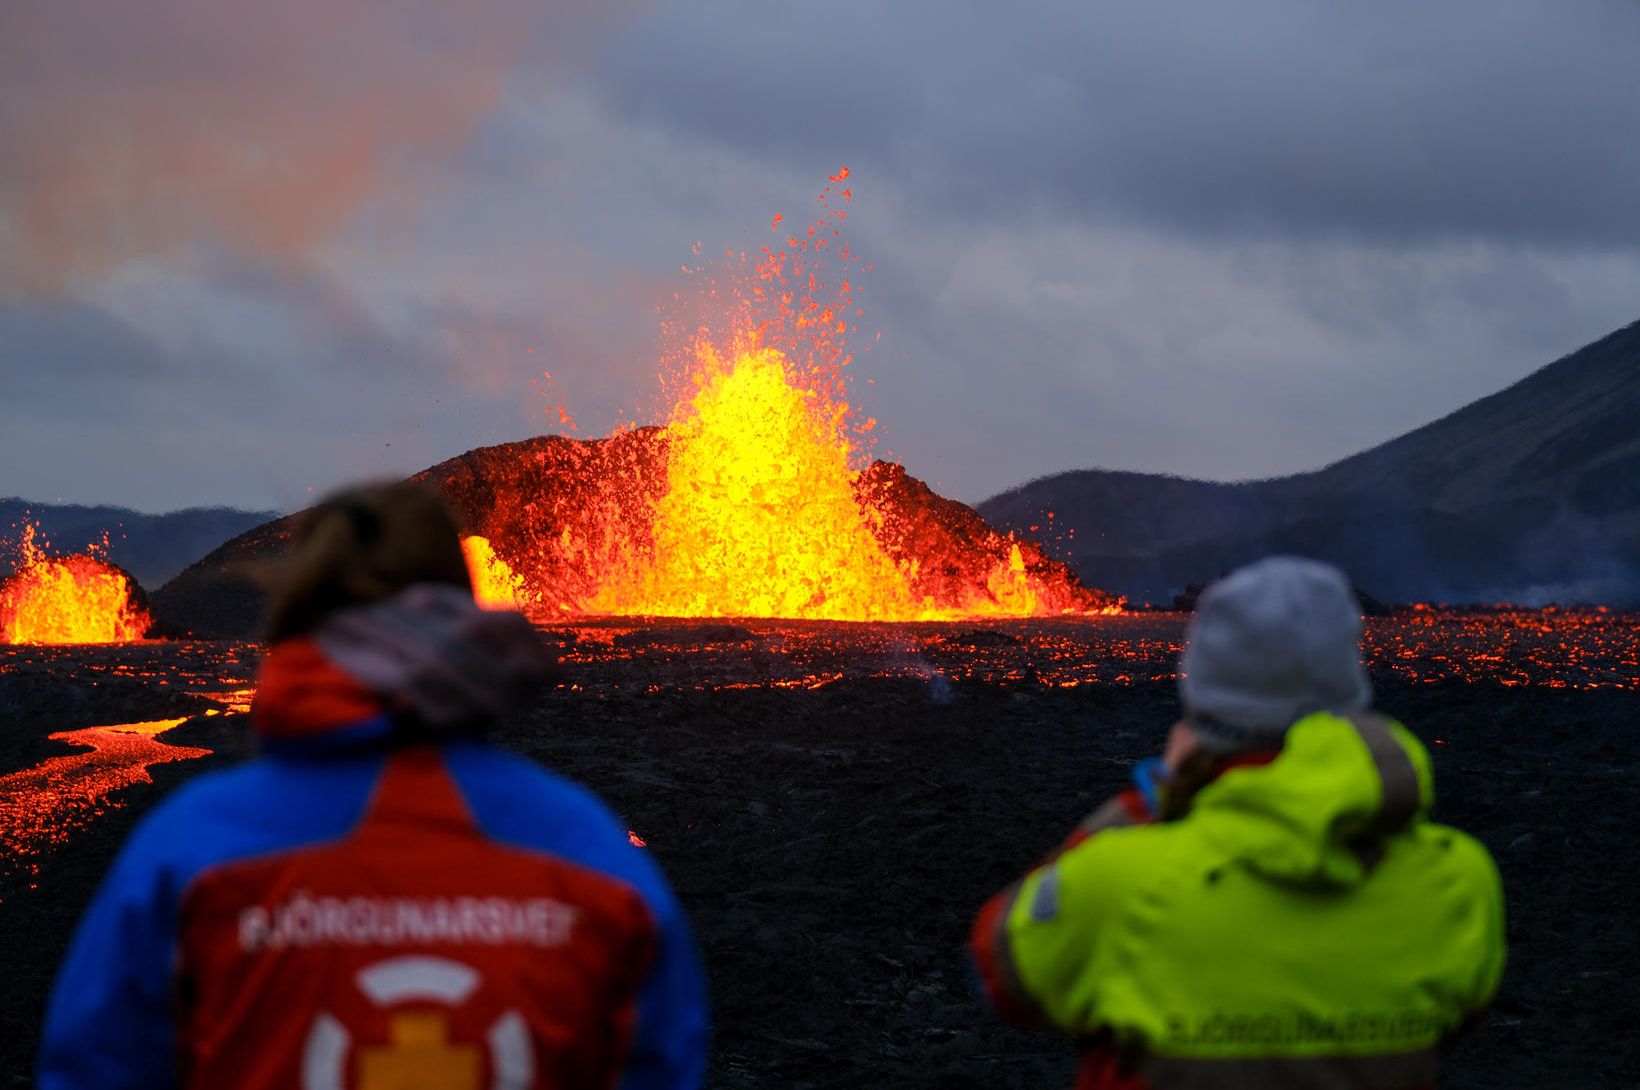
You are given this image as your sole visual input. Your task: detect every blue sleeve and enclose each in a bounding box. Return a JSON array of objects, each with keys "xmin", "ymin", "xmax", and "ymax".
[
  {"xmin": 445, "ymin": 743, "xmax": 709, "ymax": 1089},
  {"xmin": 616, "ymin": 852, "xmax": 709, "ymax": 1090},
  {"xmin": 38, "ymin": 754, "xmax": 383, "ymax": 1088},
  {"xmin": 37, "ymin": 816, "xmax": 183, "ymax": 1089}
]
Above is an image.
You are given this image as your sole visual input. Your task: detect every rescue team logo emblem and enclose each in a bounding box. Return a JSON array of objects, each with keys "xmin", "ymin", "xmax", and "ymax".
[{"xmin": 301, "ymin": 955, "xmax": 534, "ymax": 1090}]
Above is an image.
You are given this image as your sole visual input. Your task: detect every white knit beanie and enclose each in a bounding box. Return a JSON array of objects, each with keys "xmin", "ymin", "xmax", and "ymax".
[{"xmin": 1178, "ymin": 556, "xmax": 1372, "ymax": 752}]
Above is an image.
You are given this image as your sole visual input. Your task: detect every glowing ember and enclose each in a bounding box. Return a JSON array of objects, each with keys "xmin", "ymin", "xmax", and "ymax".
[
  {"xmin": 0, "ymin": 523, "xmax": 153, "ymax": 645},
  {"xmin": 191, "ymin": 688, "xmax": 259, "ymax": 714},
  {"xmin": 462, "ymin": 534, "xmax": 526, "ymax": 610},
  {"xmin": 0, "ymin": 642, "xmax": 257, "ymax": 894}
]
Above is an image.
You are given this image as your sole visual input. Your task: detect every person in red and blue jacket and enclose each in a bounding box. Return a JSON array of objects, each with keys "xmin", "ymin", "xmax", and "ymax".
[{"xmin": 39, "ymin": 483, "xmax": 708, "ymax": 1090}]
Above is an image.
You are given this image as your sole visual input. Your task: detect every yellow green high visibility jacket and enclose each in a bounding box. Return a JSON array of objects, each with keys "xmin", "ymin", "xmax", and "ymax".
[{"xmin": 971, "ymin": 711, "xmax": 1506, "ymax": 1090}]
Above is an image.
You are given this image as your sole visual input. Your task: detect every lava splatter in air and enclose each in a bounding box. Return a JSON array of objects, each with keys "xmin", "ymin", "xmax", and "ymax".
[{"xmin": 571, "ymin": 171, "xmax": 1112, "ymax": 620}]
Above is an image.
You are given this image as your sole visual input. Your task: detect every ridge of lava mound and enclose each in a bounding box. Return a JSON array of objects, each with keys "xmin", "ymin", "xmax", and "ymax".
[{"xmin": 154, "ymin": 427, "xmax": 1117, "ymax": 639}]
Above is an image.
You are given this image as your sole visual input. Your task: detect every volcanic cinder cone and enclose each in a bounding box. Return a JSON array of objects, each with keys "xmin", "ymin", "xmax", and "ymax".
[{"xmin": 154, "ymin": 426, "xmax": 1116, "ymax": 638}]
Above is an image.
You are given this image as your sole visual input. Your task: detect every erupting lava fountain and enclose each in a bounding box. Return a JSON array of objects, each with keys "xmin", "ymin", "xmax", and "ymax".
[
  {"xmin": 451, "ymin": 173, "xmax": 1117, "ymax": 622},
  {"xmin": 0, "ymin": 523, "xmax": 153, "ymax": 644}
]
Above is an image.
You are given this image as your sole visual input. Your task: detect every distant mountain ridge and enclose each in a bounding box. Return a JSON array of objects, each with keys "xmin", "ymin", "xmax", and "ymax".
[
  {"xmin": 979, "ymin": 318, "xmax": 1640, "ymax": 605},
  {"xmin": 0, "ymin": 499, "xmax": 280, "ymax": 588}
]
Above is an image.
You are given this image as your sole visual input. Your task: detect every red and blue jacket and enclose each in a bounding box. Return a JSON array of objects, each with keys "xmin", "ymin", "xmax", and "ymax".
[{"xmin": 39, "ymin": 636, "xmax": 707, "ymax": 1090}]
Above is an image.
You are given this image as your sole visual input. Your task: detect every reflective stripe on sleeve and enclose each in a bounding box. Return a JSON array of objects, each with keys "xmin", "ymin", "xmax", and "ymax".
[
  {"xmin": 986, "ymin": 880, "xmax": 1049, "ymax": 1023},
  {"xmin": 1077, "ymin": 793, "xmax": 1142, "ymax": 837}
]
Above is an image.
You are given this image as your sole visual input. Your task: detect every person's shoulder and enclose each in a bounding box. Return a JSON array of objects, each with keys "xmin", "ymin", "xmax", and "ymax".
[
  {"xmin": 1063, "ymin": 815, "xmax": 1197, "ymax": 862},
  {"xmin": 441, "ymin": 742, "xmax": 668, "ymax": 902},
  {"xmin": 441, "ymin": 742, "xmax": 624, "ymax": 829},
  {"xmin": 1050, "ymin": 819, "xmax": 1200, "ymax": 908},
  {"xmin": 1415, "ymin": 821, "xmax": 1503, "ymax": 894},
  {"xmin": 102, "ymin": 754, "xmax": 385, "ymax": 894}
]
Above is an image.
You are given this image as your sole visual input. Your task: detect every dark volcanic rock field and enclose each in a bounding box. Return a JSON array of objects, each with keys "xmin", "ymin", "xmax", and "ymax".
[{"xmin": 1, "ymin": 632, "xmax": 1636, "ymax": 1088}]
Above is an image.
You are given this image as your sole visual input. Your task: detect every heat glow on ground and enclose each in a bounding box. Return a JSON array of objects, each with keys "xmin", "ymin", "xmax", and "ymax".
[
  {"xmin": 547, "ymin": 609, "xmax": 1640, "ymax": 694},
  {"xmin": 0, "ymin": 642, "xmax": 260, "ymax": 897},
  {"xmin": 0, "ymin": 609, "xmax": 1633, "ymax": 896},
  {"xmin": 0, "ymin": 719, "xmax": 202, "ymax": 894}
]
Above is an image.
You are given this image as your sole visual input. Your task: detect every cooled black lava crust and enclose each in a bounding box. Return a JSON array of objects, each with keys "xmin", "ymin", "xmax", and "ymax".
[{"xmin": 1, "ymin": 651, "xmax": 1635, "ymax": 1088}]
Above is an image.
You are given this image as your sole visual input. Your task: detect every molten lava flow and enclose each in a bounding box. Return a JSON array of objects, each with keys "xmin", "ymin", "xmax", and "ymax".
[
  {"xmin": 0, "ymin": 718, "xmax": 208, "ymax": 891},
  {"xmin": 0, "ymin": 524, "xmax": 152, "ymax": 644},
  {"xmin": 462, "ymin": 535, "xmax": 525, "ymax": 610}
]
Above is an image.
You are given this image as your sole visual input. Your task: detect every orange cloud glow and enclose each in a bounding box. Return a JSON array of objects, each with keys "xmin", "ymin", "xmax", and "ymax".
[{"xmin": 0, "ymin": 0, "xmax": 641, "ymax": 296}]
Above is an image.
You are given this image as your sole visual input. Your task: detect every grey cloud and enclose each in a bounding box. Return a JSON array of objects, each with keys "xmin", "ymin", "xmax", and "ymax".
[
  {"xmin": 7, "ymin": 2, "xmax": 1640, "ymax": 513},
  {"xmin": 0, "ymin": 303, "xmax": 178, "ymax": 416},
  {"xmin": 595, "ymin": 0, "xmax": 1640, "ymax": 248},
  {"xmin": 824, "ymin": 215, "xmax": 1640, "ymax": 500},
  {"xmin": 0, "ymin": 242, "xmax": 674, "ymax": 509},
  {"xmin": 2, "ymin": 261, "xmax": 440, "ymax": 508},
  {"xmin": 394, "ymin": 80, "xmax": 1640, "ymax": 499}
]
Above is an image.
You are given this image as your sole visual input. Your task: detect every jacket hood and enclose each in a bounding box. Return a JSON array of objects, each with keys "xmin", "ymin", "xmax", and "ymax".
[
  {"xmin": 252, "ymin": 584, "xmax": 559, "ymax": 749},
  {"xmin": 1190, "ymin": 711, "xmax": 1435, "ymax": 886}
]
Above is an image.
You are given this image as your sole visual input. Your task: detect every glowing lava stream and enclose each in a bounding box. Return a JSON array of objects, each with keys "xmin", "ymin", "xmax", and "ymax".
[
  {"xmin": 0, "ymin": 719, "xmax": 208, "ymax": 893},
  {"xmin": 0, "ymin": 523, "xmax": 152, "ymax": 645}
]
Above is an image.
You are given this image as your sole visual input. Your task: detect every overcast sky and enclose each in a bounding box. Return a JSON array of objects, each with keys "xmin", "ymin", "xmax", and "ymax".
[{"xmin": 3, "ymin": 0, "xmax": 1638, "ymax": 512}]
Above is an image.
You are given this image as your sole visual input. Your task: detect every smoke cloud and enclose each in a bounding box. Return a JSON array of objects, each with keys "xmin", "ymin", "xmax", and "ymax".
[{"xmin": 0, "ymin": 0, "xmax": 640, "ymax": 297}]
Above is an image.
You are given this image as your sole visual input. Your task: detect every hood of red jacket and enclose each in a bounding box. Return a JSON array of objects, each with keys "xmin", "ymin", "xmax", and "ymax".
[{"xmin": 251, "ymin": 584, "xmax": 559, "ymax": 748}]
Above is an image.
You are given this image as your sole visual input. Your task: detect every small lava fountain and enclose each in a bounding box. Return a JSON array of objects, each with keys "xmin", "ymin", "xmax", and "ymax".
[
  {"xmin": 0, "ymin": 523, "xmax": 153, "ymax": 645},
  {"xmin": 462, "ymin": 534, "xmax": 526, "ymax": 610}
]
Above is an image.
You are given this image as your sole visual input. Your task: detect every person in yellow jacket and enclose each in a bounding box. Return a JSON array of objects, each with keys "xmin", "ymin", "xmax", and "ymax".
[{"xmin": 971, "ymin": 556, "xmax": 1505, "ymax": 1090}]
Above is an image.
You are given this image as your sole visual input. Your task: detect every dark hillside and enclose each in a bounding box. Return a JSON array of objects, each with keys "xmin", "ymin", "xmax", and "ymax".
[
  {"xmin": 980, "ymin": 319, "xmax": 1640, "ymax": 605},
  {"xmin": 1293, "ymin": 320, "xmax": 1640, "ymax": 508},
  {"xmin": 0, "ymin": 499, "xmax": 278, "ymax": 588}
]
